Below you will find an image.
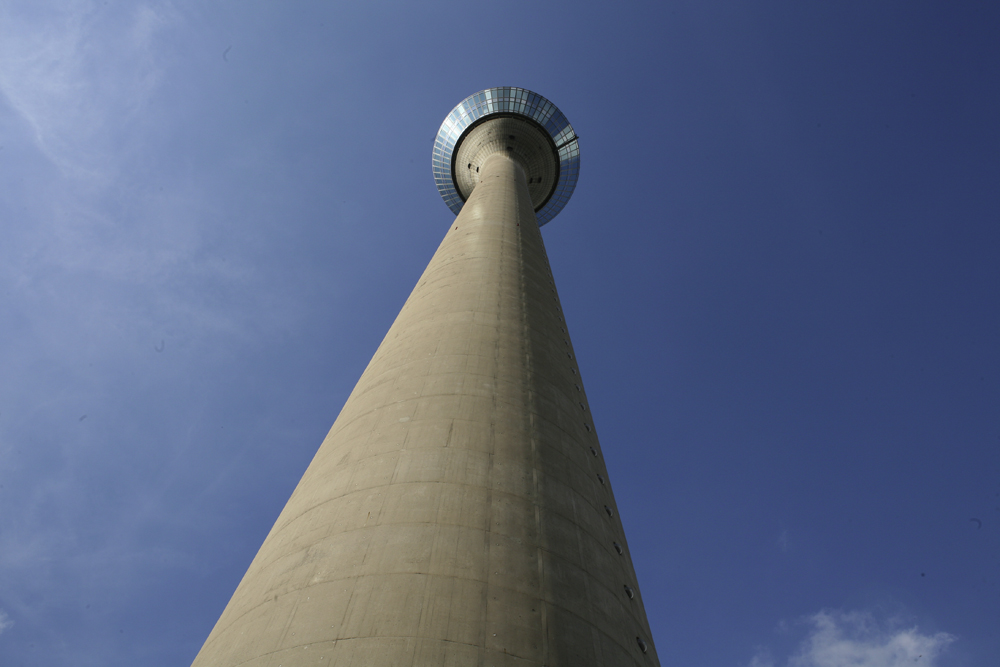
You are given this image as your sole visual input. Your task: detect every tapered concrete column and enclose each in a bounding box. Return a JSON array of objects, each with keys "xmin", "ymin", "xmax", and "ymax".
[{"xmin": 191, "ymin": 90, "xmax": 659, "ymax": 667}]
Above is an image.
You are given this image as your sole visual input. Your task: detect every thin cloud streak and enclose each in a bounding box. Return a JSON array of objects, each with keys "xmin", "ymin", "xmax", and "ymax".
[
  {"xmin": 0, "ymin": 0, "xmax": 177, "ymax": 180},
  {"xmin": 0, "ymin": 609, "xmax": 12, "ymax": 634}
]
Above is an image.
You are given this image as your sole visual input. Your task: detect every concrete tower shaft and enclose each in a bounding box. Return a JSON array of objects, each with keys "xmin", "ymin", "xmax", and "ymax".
[
  {"xmin": 190, "ymin": 89, "xmax": 658, "ymax": 667},
  {"xmin": 453, "ymin": 116, "xmax": 559, "ymax": 211}
]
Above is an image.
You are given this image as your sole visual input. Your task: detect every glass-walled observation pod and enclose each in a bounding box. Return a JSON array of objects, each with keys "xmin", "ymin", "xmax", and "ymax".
[{"xmin": 432, "ymin": 87, "xmax": 581, "ymax": 226}]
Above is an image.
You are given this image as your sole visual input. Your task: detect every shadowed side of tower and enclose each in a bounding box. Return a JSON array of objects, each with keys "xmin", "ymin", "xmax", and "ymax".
[{"xmin": 190, "ymin": 89, "xmax": 659, "ymax": 667}]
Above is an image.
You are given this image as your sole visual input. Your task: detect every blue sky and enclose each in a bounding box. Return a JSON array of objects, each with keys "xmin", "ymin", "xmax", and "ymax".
[{"xmin": 1, "ymin": 1, "xmax": 997, "ymax": 666}]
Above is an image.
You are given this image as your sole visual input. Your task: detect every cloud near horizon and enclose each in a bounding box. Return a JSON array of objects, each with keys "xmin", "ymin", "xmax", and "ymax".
[{"xmin": 750, "ymin": 609, "xmax": 955, "ymax": 667}]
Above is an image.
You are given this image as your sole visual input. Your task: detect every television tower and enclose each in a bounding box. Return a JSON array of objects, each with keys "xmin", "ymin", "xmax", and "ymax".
[{"xmin": 191, "ymin": 87, "xmax": 659, "ymax": 666}]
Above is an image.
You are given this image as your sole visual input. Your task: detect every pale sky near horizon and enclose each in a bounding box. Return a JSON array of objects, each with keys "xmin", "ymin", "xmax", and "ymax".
[{"xmin": 1, "ymin": 2, "xmax": 998, "ymax": 666}]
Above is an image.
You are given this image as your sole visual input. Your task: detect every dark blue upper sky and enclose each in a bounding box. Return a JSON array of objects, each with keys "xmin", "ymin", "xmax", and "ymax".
[{"xmin": 0, "ymin": 2, "xmax": 997, "ymax": 666}]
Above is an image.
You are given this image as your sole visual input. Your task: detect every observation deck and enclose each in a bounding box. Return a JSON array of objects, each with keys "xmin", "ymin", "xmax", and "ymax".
[{"xmin": 433, "ymin": 87, "xmax": 581, "ymax": 225}]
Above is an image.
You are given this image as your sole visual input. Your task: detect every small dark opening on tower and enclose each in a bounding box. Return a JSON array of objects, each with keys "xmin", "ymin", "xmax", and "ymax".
[
  {"xmin": 624, "ymin": 585, "xmax": 634, "ymax": 599},
  {"xmin": 584, "ymin": 423, "xmax": 591, "ymax": 432},
  {"xmin": 613, "ymin": 542, "xmax": 623, "ymax": 555},
  {"xmin": 590, "ymin": 447, "xmax": 597, "ymax": 457},
  {"xmin": 580, "ymin": 402, "xmax": 586, "ymax": 411},
  {"xmin": 508, "ymin": 135, "xmax": 516, "ymax": 140},
  {"xmin": 636, "ymin": 637, "xmax": 648, "ymax": 654},
  {"xmin": 597, "ymin": 474, "xmax": 604, "ymax": 485},
  {"xmin": 604, "ymin": 505, "xmax": 613, "ymax": 517}
]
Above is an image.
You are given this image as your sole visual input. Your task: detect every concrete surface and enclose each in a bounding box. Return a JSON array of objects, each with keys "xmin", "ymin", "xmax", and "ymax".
[
  {"xmin": 453, "ymin": 117, "xmax": 558, "ymax": 211},
  {"xmin": 190, "ymin": 152, "xmax": 660, "ymax": 666}
]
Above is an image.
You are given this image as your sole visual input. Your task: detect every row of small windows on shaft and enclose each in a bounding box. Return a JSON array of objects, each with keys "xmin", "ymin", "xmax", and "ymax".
[
  {"xmin": 545, "ymin": 256, "xmax": 649, "ymax": 658},
  {"xmin": 547, "ymin": 264, "xmax": 605, "ymax": 497},
  {"xmin": 605, "ymin": 485, "xmax": 647, "ymax": 654}
]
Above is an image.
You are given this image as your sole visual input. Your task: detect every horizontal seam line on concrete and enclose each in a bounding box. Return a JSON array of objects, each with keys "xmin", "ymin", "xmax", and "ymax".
[
  {"xmin": 225, "ymin": 635, "xmax": 525, "ymax": 667},
  {"xmin": 326, "ymin": 400, "xmax": 599, "ymax": 452},
  {"xmin": 210, "ymin": 574, "xmax": 649, "ymax": 662},
  {"xmin": 272, "ymin": 478, "xmax": 617, "ymax": 551},
  {"xmin": 248, "ymin": 528, "xmax": 640, "ymax": 619}
]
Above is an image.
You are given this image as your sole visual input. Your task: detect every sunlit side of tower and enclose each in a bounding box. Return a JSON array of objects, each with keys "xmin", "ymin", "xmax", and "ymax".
[{"xmin": 191, "ymin": 87, "xmax": 659, "ymax": 667}]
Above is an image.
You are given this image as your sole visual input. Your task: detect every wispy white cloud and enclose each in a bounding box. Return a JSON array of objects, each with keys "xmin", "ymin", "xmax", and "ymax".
[
  {"xmin": 0, "ymin": 4, "xmax": 284, "ymax": 647},
  {"xmin": 131, "ymin": 3, "xmax": 176, "ymax": 51},
  {"xmin": 750, "ymin": 609, "xmax": 955, "ymax": 667},
  {"xmin": 0, "ymin": 0, "xmax": 269, "ymax": 341},
  {"xmin": 0, "ymin": 0, "xmax": 178, "ymax": 180},
  {"xmin": 748, "ymin": 647, "xmax": 775, "ymax": 667},
  {"xmin": 0, "ymin": 609, "xmax": 12, "ymax": 634}
]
